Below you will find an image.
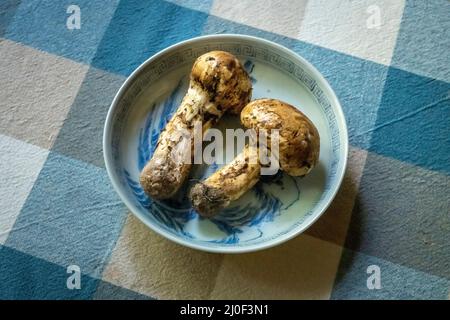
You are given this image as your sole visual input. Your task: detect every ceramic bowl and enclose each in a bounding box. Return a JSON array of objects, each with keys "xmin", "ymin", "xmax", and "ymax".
[{"xmin": 103, "ymin": 34, "xmax": 348, "ymax": 253}]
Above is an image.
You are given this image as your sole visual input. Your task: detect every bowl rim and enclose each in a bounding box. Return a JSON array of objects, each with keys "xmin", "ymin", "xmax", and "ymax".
[{"xmin": 103, "ymin": 34, "xmax": 349, "ymax": 254}]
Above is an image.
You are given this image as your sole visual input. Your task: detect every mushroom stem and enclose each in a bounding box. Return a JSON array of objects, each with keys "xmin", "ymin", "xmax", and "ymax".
[
  {"xmin": 140, "ymin": 85, "xmax": 214, "ymax": 200},
  {"xmin": 189, "ymin": 145, "xmax": 261, "ymax": 217}
]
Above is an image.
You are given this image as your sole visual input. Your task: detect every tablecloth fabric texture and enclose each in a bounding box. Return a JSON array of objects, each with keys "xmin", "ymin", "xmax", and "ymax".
[{"xmin": 0, "ymin": 0, "xmax": 449, "ymax": 299}]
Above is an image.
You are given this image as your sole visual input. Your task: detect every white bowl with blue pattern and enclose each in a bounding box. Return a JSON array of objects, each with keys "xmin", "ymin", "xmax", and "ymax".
[{"xmin": 103, "ymin": 34, "xmax": 348, "ymax": 253}]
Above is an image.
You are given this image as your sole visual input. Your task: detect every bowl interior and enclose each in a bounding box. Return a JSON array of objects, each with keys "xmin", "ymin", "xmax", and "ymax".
[{"xmin": 104, "ymin": 35, "xmax": 347, "ymax": 253}]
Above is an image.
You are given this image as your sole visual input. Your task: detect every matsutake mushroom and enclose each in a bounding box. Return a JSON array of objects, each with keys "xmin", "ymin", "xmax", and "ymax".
[
  {"xmin": 140, "ymin": 51, "xmax": 252, "ymax": 199},
  {"xmin": 189, "ymin": 98, "xmax": 320, "ymax": 217}
]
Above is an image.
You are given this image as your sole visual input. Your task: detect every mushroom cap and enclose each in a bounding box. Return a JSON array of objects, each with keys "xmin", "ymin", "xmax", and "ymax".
[
  {"xmin": 190, "ymin": 51, "xmax": 252, "ymax": 115},
  {"xmin": 240, "ymin": 98, "xmax": 320, "ymax": 176}
]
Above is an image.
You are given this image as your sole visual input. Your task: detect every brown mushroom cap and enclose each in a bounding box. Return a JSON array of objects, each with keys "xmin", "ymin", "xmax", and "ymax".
[
  {"xmin": 190, "ymin": 51, "xmax": 252, "ymax": 115},
  {"xmin": 240, "ymin": 98, "xmax": 320, "ymax": 176}
]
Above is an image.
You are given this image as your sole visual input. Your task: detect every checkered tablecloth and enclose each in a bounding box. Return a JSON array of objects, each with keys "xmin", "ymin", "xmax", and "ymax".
[{"xmin": 0, "ymin": 0, "xmax": 449, "ymax": 300}]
